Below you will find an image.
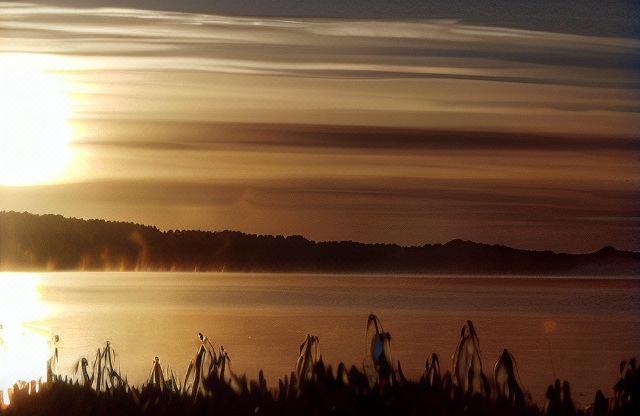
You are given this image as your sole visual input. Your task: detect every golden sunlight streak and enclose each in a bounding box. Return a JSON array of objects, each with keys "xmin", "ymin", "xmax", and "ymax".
[
  {"xmin": 0, "ymin": 273, "xmax": 51, "ymax": 404},
  {"xmin": 0, "ymin": 54, "xmax": 74, "ymax": 186}
]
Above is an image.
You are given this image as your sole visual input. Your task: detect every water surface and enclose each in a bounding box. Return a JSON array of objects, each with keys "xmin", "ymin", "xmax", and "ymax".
[{"xmin": 2, "ymin": 272, "xmax": 639, "ymax": 405}]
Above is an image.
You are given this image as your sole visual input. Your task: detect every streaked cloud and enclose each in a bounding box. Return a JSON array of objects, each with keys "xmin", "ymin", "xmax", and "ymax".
[
  {"xmin": 2, "ymin": 3, "xmax": 637, "ymax": 133},
  {"xmin": 71, "ymin": 121, "xmax": 639, "ymax": 152},
  {"xmin": 3, "ymin": 0, "xmax": 638, "ymax": 37}
]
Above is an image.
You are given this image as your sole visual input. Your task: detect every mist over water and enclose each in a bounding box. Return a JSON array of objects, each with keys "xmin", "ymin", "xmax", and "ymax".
[{"xmin": 6, "ymin": 272, "xmax": 640, "ymax": 405}]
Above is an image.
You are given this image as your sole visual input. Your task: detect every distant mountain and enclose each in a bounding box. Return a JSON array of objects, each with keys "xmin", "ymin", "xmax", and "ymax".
[{"xmin": 0, "ymin": 211, "xmax": 638, "ymax": 275}]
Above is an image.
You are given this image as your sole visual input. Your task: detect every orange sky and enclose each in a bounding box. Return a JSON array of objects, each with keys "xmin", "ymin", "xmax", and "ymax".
[{"xmin": 0, "ymin": 3, "xmax": 638, "ymax": 252}]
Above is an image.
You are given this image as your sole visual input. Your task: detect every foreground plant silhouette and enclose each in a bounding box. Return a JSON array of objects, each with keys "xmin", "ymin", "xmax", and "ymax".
[{"xmin": 0, "ymin": 315, "xmax": 637, "ymax": 416}]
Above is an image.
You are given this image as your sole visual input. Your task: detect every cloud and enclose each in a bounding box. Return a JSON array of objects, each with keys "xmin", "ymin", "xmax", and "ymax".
[
  {"xmin": 71, "ymin": 121, "xmax": 640, "ymax": 152},
  {"xmin": 2, "ymin": 0, "xmax": 638, "ymax": 38},
  {"xmin": 1, "ymin": 2, "xmax": 637, "ymax": 137},
  {"xmin": 1, "ymin": 3, "xmax": 638, "ymax": 87}
]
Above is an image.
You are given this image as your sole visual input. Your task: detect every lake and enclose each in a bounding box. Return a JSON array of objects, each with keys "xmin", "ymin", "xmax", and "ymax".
[{"xmin": 0, "ymin": 272, "xmax": 638, "ymax": 405}]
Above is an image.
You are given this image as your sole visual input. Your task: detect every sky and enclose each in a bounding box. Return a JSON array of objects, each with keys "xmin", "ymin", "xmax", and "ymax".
[{"xmin": 0, "ymin": 1, "xmax": 639, "ymax": 252}]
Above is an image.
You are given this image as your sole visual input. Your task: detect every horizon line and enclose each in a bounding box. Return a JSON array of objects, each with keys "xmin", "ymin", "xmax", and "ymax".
[{"xmin": 1, "ymin": 210, "xmax": 635, "ymax": 256}]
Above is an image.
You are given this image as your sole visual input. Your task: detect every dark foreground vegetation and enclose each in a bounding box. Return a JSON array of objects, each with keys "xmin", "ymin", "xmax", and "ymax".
[
  {"xmin": 1, "ymin": 211, "xmax": 638, "ymax": 274},
  {"xmin": 0, "ymin": 315, "xmax": 638, "ymax": 416}
]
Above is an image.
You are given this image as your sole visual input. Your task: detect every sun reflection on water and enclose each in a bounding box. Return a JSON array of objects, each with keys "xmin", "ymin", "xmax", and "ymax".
[{"xmin": 0, "ymin": 273, "xmax": 51, "ymax": 404}]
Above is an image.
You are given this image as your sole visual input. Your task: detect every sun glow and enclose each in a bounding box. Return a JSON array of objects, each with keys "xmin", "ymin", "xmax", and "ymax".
[
  {"xmin": 0, "ymin": 273, "xmax": 51, "ymax": 405},
  {"xmin": 0, "ymin": 54, "xmax": 74, "ymax": 186}
]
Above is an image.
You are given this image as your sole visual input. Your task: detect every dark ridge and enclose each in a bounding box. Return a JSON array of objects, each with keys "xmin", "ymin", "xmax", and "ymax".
[{"xmin": 0, "ymin": 211, "xmax": 638, "ymax": 275}]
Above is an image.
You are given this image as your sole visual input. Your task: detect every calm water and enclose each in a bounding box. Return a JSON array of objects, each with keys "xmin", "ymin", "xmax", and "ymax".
[{"xmin": 1, "ymin": 272, "xmax": 639, "ymax": 405}]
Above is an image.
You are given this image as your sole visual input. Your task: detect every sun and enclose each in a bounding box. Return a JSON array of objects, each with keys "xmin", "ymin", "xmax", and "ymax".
[{"xmin": 0, "ymin": 53, "xmax": 74, "ymax": 186}]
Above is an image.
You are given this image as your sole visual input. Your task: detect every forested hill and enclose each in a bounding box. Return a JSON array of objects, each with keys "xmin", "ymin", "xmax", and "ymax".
[{"xmin": 0, "ymin": 211, "xmax": 638, "ymax": 275}]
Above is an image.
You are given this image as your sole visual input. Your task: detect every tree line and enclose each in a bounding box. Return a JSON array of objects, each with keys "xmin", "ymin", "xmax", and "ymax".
[{"xmin": 0, "ymin": 211, "xmax": 637, "ymax": 274}]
